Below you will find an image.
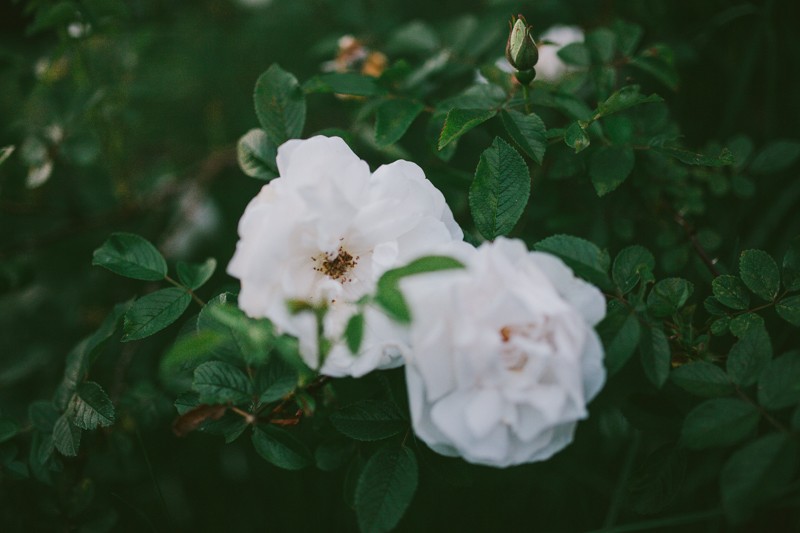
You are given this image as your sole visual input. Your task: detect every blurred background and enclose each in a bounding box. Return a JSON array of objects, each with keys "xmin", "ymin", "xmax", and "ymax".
[{"xmin": 1, "ymin": 0, "xmax": 799, "ymax": 530}]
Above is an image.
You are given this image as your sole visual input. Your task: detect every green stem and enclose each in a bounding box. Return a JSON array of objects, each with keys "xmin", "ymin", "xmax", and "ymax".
[
  {"xmin": 522, "ymin": 84, "xmax": 531, "ymax": 114},
  {"xmin": 164, "ymin": 275, "xmax": 206, "ymax": 307},
  {"xmin": 602, "ymin": 431, "xmax": 641, "ymax": 528}
]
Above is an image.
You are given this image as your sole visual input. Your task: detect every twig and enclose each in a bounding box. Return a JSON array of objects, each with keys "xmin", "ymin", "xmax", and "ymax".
[{"xmin": 673, "ymin": 210, "xmax": 721, "ymax": 277}]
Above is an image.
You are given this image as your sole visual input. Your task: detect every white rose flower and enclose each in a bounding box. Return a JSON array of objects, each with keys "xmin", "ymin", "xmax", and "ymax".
[
  {"xmin": 536, "ymin": 25, "xmax": 585, "ymax": 83},
  {"xmin": 401, "ymin": 237, "xmax": 606, "ymax": 467},
  {"xmin": 227, "ymin": 136, "xmax": 463, "ymax": 377}
]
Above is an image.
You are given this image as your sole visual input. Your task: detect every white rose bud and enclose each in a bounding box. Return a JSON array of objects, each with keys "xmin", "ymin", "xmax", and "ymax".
[
  {"xmin": 401, "ymin": 237, "xmax": 606, "ymax": 467},
  {"xmin": 227, "ymin": 136, "xmax": 463, "ymax": 377}
]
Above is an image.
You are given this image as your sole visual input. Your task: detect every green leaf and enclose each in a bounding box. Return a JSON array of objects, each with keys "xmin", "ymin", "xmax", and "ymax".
[
  {"xmin": 53, "ymin": 414, "xmax": 81, "ymax": 457},
  {"xmin": 355, "ymin": 446, "xmax": 418, "ymax": 533},
  {"xmin": 500, "ymin": 109, "xmax": 547, "ymax": 164},
  {"xmin": 177, "ymin": 258, "xmax": 217, "ymax": 290},
  {"xmin": 640, "ymin": 326, "xmax": 671, "ymax": 388},
  {"xmin": 585, "ymin": 28, "xmax": 616, "ymax": 63},
  {"xmin": 92, "ymin": 233, "xmax": 167, "ymax": 281},
  {"xmin": 589, "ymin": 145, "xmax": 635, "ymax": 196},
  {"xmin": 237, "ymin": 129, "xmax": 278, "ymax": 180},
  {"xmin": 757, "ymin": 351, "xmax": 800, "ymax": 409},
  {"xmin": 598, "ymin": 306, "xmax": 642, "ymax": 375},
  {"xmin": 564, "ymin": 121, "xmax": 590, "ymax": 153},
  {"xmin": 671, "ymin": 361, "xmax": 734, "ymax": 397},
  {"xmin": 595, "ymin": 85, "xmax": 662, "ymax": 119},
  {"xmin": 28, "ymin": 401, "xmax": 60, "ymax": 433},
  {"xmin": 680, "ymin": 398, "xmax": 759, "ymax": 449},
  {"xmin": 122, "ymin": 288, "xmax": 192, "ymax": 342},
  {"xmin": 556, "ymin": 42, "xmax": 590, "ymax": 67},
  {"xmin": 776, "ymin": 295, "xmax": 800, "ymax": 326},
  {"xmin": 254, "ymin": 64, "xmax": 306, "ymax": 145},
  {"xmin": 612, "ymin": 19, "xmax": 643, "ymax": 56},
  {"xmin": 315, "ymin": 438, "xmax": 355, "ymax": 472},
  {"xmin": 749, "ymin": 139, "xmax": 800, "ymax": 175},
  {"xmin": 70, "ymin": 382, "xmax": 115, "ymax": 430},
  {"xmin": 729, "ymin": 312, "xmax": 764, "ymax": 337},
  {"xmin": 375, "ymin": 99, "xmax": 424, "ymax": 146},
  {"xmin": 726, "ymin": 326, "xmax": 772, "ymax": 386},
  {"xmin": 197, "ymin": 293, "xmax": 263, "ymax": 363},
  {"xmin": 652, "ymin": 145, "xmax": 734, "ymax": 167},
  {"xmin": 375, "ymin": 256, "xmax": 464, "ymax": 323},
  {"xmin": 704, "ymin": 296, "xmax": 728, "ymax": 316},
  {"xmin": 344, "ymin": 313, "xmax": 365, "ymax": 354},
  {"xmin": 630, "ymin": 47, "xmax": 678, "ymax": 90},
  {"xmin": 303, "ymin": 72, "xmax": 385, "ymax": 97},
  {"xmin": 192, "ymin": 361, "xmax": 252, "ymax": 405},
  {"xmin": 647, "ymin": 278, "xmax": 694, "ymax": 318},
  {"xmin": 159, "ymin": 330, "xmax": 224, "ymax": 379},
  {"xmin": 0, "ymin": 145, "xmax": 14, "ymax": 166},
  {"xmin": 739, "ymin": 250, "xmax": 780, "ymax": 301},
  {"xmin": 534, "ymin": 234, "xmax": 611, "ymax": 289},
  {"xmin": 710, "ymin": 317, "xmax": 730, "ymax": 336},
  {"xmin": 255, "ymin": 358, "xmax": 297, "ymax": 404},
  {"xmin": 469, "ymin": 137, "xmax": 530, "ymax": 239},
  {"xmin": 330, "ymin": 400, "xmax": 407, "ymax": 441},
  {"xmin": 612, "ymin": 245, "xmax": 655, "ymax": 294},
  {"xmin": 721, "ymin": 434, "xmax": 799, "ymax": 524},
  {"xmin": 0, "ymin": 419, "xmax": 19, "ymax": 444},
  {"xmin": 252, "ymin": 426, "xmax": 312, "ymax": 470},
  {"xmin": 782, "ymin": 236, "xmax": 800, "ymax": 291},
  {"xmin": 438, "ymin": 108, "xmax": 496, "ymax": 150},
  {"xmin": 712, "ymin": 275, "xmax": 750, "ymax": 310}
]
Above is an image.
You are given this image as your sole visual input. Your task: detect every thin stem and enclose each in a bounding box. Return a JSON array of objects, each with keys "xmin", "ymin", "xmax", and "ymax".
[
  {"xmin": 164, "ymin": 275, "xmax": 206, "ymax": 307},
  {"xmin": 673, "ymin": 210, "xmax": 721, "ymax": 277},
  {"xmin": 135, "ymin": 428, "xmax": 173, "ymax": 528},
  {"xmin": 522, "ymin": 84, "xmax": 531, "ymax": 114},
  {"xmin": 602, "ymin": 431, "xmax": 641, "ymax": 528},
  {"xmin": 735, "ymin": 386, "xmax": 791, "ymax": 433}
]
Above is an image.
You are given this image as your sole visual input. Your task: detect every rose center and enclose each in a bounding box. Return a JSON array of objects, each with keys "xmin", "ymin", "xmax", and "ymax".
[
  {"xmin": 313, "ymin": 246, "xmax": 359, "ymax": 283},
  {"xmin": 499, "ymin": 321, "xmax": 558, "ymax": 372}
]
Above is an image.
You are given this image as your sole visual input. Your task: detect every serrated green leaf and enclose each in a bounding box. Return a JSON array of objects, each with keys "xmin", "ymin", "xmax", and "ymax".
[
  {"xmin": 712, "ymin": 275, "xmax": 750, "ymax": 310},
  {"xmin": 598, "ymin": 307, "xmax": 642, "ymax": 375},
  {"xmin": 757, "ymin": 351, "xmax": 800, "ymax": 409},
  {"xmin": 647, "ymin": 278, "xmax": 693, "ymax": 318},
  {"xmin": 782, "ymin": 236, "xmax": 800, "ymax": 291},
  {"xmin": 355, "ymin": 446, "xmax": 418, "ymax": 533},
  {"xmin": 596, "ymin": 85, "xmax": 662, "ymax": 119},
  {"xmin": 375, "ymin": 256, "xmax": 465, "ymax": 323},
  {"xmin": 53, "ymin": 414, "xmax": 81, "ymax": 457},
  {"xmin": 92, "ymin": 233, "xmax": 167, "ymax": 281},
  {"xmin": 589, "ymin": 145, "xmax": 635, "ymax": 196},
  {"xmin": 255, "ymin": 358, "xmax": 297, "ymax": 404},
  {"xmin": 254, "ymin": 64, "xmax": 306, "ymax": 145},
  {"xmin": 721, "ymin": 434, "xmax": 799, "ymax": 524},
  {"xmin": 776, "ymin": 295, "xmax": 800, "ymax": 326},
  {"xmin": 613, "ymin": 245, "xmax": 655, "ymax": 294},
  {"xmin": 122, "ymin": 288, "xmax": 191, "ymax": 342},
  {"xmin": 710, "ymin": 317, "xmax": 730, "ymax": 336},
  {"xmin": 344, "ymin": 313, "xmax": 365, "ymax": 354},
  {"xmin": 176, "ymin": 258, "xmax": 216, "ymax": 290},
  {"xmin": 192, "ymin": 361, "xmax": 252, "ymax": 405},
  {"xmin": 70, "ymin": 382, "xmax": 115, "ymax": 430},
  {"xmin": 303, "ymin": 72, "xmax": 385, "ymax": 97},
  {"xmin": 534, "ymin": 234, "xmax": 611, "ymax": 289},
  {"xmin": 330, "ymin": 400, "xmax": 406, "ymax": 441},
  {"xmin": 640, "ymin": 326, "xmax": 671, "ymax": 388},
  {"xmin": 438, "ymin": 108, "xmax": 496, "ymax": 150},
  {"xmin": 653, "ymin": 145, "xmax": 734, "ymax": 167},
  {"xmin": 739, "ymin": 250, "xmax": 780, "ymax": 301},
  {"xmin": 500, "ymin": 109, "xmax": 546, "ymax": 164},
  {"xmin": 729, "ymin": 312, "xmax": 764, "ymax": 337},
  {"xmin": 375, "ymin": 99, "xmax": 424, "ymax": 146},
  {"xmin": 727, "ymin": 327, "xmax": 772, "ymax": 386},
  {"xmin": 680, "ymin": 398, "xmax": 759, "ymax": 449},
  {"xmin": 671, "ymin": 361, "xmax": 734, "ymax": 397},
  {"xmin": 469, "ymin": 137, "xmax": 530, "ymax": 239},
  {"xmin": 704, "ymin": 296, "xmax": 728, "ymax": 316},
  {"xmin": 564, "ymin": 121, "xmax": 590, "ymax": 153},
  {"xmin": 237, "ymin": 128, "xmax": 278, "ymax": 180},
  {"xmin": 252, "ymin": 426, "xmax": 312, "ymax": 470},
  {"xmin": 749, "ymin": 140, "xmax": 800, "ymax": 175},
  {"xmin": 557, "ymin": 42, "xmax": 590, "ymax": 67}
]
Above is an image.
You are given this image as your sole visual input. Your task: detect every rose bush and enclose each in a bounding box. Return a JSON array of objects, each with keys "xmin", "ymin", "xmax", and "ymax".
[
  {"xmin": 400, "ymin": 238, "xmax": 606, "ymax": 467},
  {"xmin": 227, "ymin": 135, "xmax": 463, "ymax": 377}
]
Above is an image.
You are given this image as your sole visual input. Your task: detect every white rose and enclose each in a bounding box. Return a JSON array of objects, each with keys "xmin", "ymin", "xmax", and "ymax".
[
  {"xmin": 227, "ymin": 136, "xmax": 463, "ymax": 377},
  {"xmin": 400, "ymin": 237, "xmax": 606, "ymax": 467},
  {"xmin": 536, "ymin": 25, "xmax": 585, "ymax": 83}
]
